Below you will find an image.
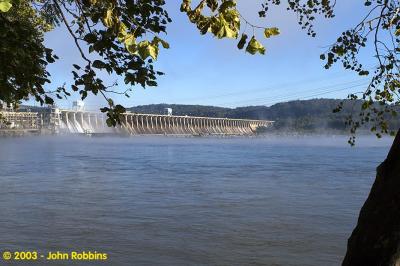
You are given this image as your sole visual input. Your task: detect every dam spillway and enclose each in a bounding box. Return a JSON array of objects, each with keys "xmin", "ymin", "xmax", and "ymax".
[{"xmin": 56, "ymin": 109, "xmax": 273, "ymax": 136}]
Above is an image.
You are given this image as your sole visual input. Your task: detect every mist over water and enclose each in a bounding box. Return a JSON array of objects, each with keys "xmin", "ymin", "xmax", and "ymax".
[{"xmin": 0, "ymin": 135, "xmax": 392, "ymax": 265}]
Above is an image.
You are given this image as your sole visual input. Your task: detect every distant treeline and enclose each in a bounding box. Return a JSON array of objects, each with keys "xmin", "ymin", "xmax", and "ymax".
[{"xmin": 128, "ymin": 99, "xmax": 400, "ymax": 133}]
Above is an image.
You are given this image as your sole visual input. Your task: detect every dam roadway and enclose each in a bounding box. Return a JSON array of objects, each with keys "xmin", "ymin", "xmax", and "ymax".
[{"xmin": 56, "ymin": 110, "xmax": 274, "ymax": 135}]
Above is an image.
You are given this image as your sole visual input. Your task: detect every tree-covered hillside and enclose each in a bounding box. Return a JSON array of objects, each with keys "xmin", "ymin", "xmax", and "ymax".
[{"xmin": 128, "ymin": 99, "xmax": 400, "ymax": 133}]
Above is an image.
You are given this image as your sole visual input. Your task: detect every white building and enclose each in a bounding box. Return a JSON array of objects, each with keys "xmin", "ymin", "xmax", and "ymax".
[
  {"xmin": 72, "ymin": 100, "xmax": 85, "ymax": 111},
  {"xmin": 0, "ymin": 101, "xmax": 13, "ymax": 111},
  {"xmin": 165, "ymin": 108, "xmax": 172, "ymax": 116}
]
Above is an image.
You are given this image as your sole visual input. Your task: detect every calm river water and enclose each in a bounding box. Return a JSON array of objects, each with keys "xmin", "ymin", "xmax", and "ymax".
[{"xmin": 0, "ymin": 136, "xmax": 392, "ymax": 265}]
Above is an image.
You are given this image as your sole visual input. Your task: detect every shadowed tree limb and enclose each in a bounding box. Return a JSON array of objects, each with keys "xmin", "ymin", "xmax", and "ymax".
[{"xmin": 343, "ymin": 130, "xmax": 400, "ymax": 266}]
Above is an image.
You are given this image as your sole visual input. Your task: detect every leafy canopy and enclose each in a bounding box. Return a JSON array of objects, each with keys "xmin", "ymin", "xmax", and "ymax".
[
  {"xmin": 1, "ymin": 0, "xmax": 171, "ymax": 126},
  {"xmin": 0, "ymin": 0, "xmax": 58, "ymax": 107},
  {"xmin": 319, "ymin": 0, "xmax": 400, "ymax": 144}
]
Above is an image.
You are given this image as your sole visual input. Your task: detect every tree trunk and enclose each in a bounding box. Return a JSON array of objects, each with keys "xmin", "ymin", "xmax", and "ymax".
[{"xmin": 343, "ymin": 131, "xmax": 400, "ymax": 266}]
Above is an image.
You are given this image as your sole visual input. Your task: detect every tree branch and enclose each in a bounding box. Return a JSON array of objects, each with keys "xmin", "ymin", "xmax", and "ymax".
[{"xmin": 53, "ymin": 0, "xmax": 91, "ymax": 66}]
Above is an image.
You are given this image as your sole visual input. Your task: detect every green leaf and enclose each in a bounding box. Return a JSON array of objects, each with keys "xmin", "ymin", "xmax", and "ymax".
[
  {"xmin": 180, "ymin": 0, "xmax": 191, "ymax": 12},
  {"xmin": 100, "ymin": 107, "xmax": 110, "ymax": 113},
  {"xmin": 0, "ymin": 0, "xmax": 12, "ymax": 12},
  {"xmin": 221, "ymin": 24, "xmax": 237, "ymax": 38},
  {"xmin": 146, "ymin": 80, "xmax": 158, "ymax": 86},
  {"xmin": 44, "ymin": 95, "xmax": 54, "ymax": 105},
  {"xmin": 218, "ymin": 0, "xmax": 236, "ymax": 13},
  {"xmin": 117, "ymin": 22, "xmax": 128, "ymax": 42},
  {"xmin": 124, "ymin": 34, "xmax": 136, "ymax": 54},
  {"xmin": 193, "ymin": 0, "xmax": 206, "ymax": 15},
  {"xmin": 103, "ymin": 8, "xmax": 115, "ymax": 28},
  {"xmin": 80, "ymin": 90, "xmax": 88, "ymax": 100},
  {"xmin": 152, "ymin": 36, "xmax": 170, "ymax": 49},
  {"xmin": 107, "ymin": 98, "xmax": 114, "ymax": 106},
  {"xmin": 237, "ymin": 33, "xmax": 248, "ymax": 49},
  {"xmin": 206, "ymin": 0, "xmax": 218, "ymax": 12},
  {"xmin": 264, "ymin": 27, "xmax": 280, "ymax": 38},
  {"xmin": 159, "ymin": 39, "xmax": 170, "ymax": 49},
  {"xmin": 137, "ymin": 41, "xmax": 159, "ymax": 60},
  {"xmin": 246, "ymin": 36, "xmax": 266, "ymax": 55},
  {"xmin": 114, "ymin": 104, "xmax": 126, "ymax": 114},
  {"xmin": 106, "ymin": 118, "xmax": 114, "ymax": 127},
  {"xmin": 84, "ymin": 33, "xmax": 97, "ymax": 43},
  {"xmin": 92, "ymin": 60, "xmax": 107, "ymax": 69},
  {"xmin": 211, "ymin": 12, "xmax": 240, "ymax": 39}
]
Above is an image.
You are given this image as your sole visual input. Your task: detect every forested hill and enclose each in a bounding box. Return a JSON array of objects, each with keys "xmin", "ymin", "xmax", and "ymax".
[
  {"xmin": 128, "ymin": 99, "xmax": 399, "ymax": 132},
  {"xmin": 128, "ymin": 99, "xmax": 346, "ymax": 119}
]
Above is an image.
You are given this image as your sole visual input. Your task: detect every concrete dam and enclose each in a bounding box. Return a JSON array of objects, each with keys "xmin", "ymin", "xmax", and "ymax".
[{"xmin": 54, "ymin": 109, "xmax": 273, "ymax": 135}]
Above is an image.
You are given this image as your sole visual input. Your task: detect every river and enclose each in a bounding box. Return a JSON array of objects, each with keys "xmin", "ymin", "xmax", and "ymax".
[{"xmin": 0, "ymin": 135, "xmax": 392, "ymax": 265}]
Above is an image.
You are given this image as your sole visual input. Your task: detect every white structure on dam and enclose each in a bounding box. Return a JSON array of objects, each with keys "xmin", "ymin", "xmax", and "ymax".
[
  {"xmin": 0, "ymin": 111, "xmax": 40, "ymax": 131},
  {"xmin": 55, "ymin": 109, "xmax": 273, "ymax": 135}
]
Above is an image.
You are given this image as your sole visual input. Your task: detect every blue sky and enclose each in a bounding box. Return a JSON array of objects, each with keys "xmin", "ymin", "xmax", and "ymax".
[{"xmin": 42, "ymin": 1, "xmax": 374, "ymax": 110}]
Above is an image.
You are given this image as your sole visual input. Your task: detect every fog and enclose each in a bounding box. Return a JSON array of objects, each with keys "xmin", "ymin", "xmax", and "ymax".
[{"xmin": 0, "ymin": 134, "xmax": 393, "ymax": 149}]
